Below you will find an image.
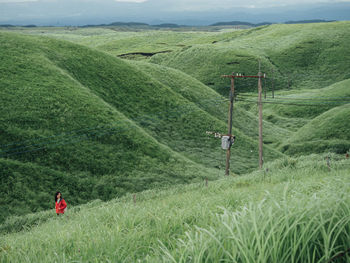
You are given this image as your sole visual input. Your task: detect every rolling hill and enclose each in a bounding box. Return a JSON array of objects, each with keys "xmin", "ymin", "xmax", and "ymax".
[
  {"xmin": 149, "ymin": 22, "xmax": 350, "ymax": 95},
  {"xmin": 1, "ymin": 154, "xmax": 349, "ymax": 262},
  {"xmin": 280, "ymin": 104, "xmax": 350, "ymax": 155},
  {"xmin": 1, "ymin": 21, "xmax": 350, "ymax": 262},
  {"xmin": 1, "ymin": 21, "xmax": 349, "ymax": 225},
  {"xmin": 243, "ymin": 79, "xmax": 350, "ymax": 154},
  {"xmin": 0, "ymin": 31, "xmax": 282, "ymax": 222},
  {"xmin": 11, "ymin": 22, "xmax": 350, "ymax": 94},
  {"xmin": 0, "ymin": 31, "xmax": 218, "ymax": 221}
]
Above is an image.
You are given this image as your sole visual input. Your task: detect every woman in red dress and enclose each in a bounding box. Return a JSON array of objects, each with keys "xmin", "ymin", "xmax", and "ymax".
[{"xmin": 55, "ymin": 191, "xmax": 67, "ymax": 215}]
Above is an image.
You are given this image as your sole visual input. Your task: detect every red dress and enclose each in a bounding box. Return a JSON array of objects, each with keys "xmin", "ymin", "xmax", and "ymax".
[{"xmin": 55, "ymin": 199, "xmax": 67, "ymax": 214}]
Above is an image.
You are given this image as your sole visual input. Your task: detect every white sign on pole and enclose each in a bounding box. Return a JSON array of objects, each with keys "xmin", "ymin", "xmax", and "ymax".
[{"xmin": 221, "ymin": 136, "xmax": 231, "ymax": 150}]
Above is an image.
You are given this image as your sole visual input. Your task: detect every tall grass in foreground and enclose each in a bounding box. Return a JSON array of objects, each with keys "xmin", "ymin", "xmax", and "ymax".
[
  {"xmin": 0, "ymin": 155, "xmax": 349, "ymax": 262},
  {"xmin": 158, "ymin": 180, "xmax": 350, "ymax": 263}
]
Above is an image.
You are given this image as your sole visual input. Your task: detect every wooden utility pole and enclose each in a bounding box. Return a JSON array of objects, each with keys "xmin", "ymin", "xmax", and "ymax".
[
  {"xmin": 271, "ymin": 68, "xmax": 275, "ymax": 98},
  {"xmin": 222, "ymin": 73, "xmax": 235, "ymax": 176},
  {"xmin": 258, "ymin": 65, "xmax": 264, "ymax": 169},
  {"xmin": 222, "ymin": 69, "xmax": 266, "ymax": 171}
]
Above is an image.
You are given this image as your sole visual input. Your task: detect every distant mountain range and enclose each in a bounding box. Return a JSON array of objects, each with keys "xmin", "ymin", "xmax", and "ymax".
[
  {"xmin": 0, "ymin": 1, "xmax": 349, "ymax": 26},
  {"xmin": 210, "ymin": 19, "xmax": 335, "ymax": 27},
  {"xmin": 0, "ymin": 20, "xmax": 339, "ymax": 28}
]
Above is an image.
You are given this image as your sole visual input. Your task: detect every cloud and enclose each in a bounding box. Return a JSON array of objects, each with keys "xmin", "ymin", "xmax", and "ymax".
[
  {"xmin": 114, "ymin": 0, "xmax": 147, "ymax": 2},
  {"xmin": 1, "ymin": 0, "xmax": 349, "ymax": 6},
  {"xmin": 142, "ymin": 0, "xmax": 350, "ymax": 11},
  {"xmin": 0, "ymin": 0, "xmax": 147, "ymax": 2},
  {"xmin": 0, "ymin": 0, "xmax": 38, "ymax": 2}
]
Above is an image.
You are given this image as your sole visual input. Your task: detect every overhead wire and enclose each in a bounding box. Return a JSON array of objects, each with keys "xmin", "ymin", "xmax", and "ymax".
[
  {"xmin": 237, "ymin": 94, "xmax": 350, "ymax": 101},
  {"xmin": 236, "ymin": 98, "xmax": 350, "ymax": 107},
  {"xmin": 1, "ymin": 91, "xmax": 349, "ymax": 158},
  {"xmin": 1, "ymin": 78, "xmax": 349, "ymax": 158}
]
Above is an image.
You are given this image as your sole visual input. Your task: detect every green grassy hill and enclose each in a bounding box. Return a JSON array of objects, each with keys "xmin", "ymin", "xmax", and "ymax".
[
  {"xmin": 237, "ymin": 79, "xmax": 350, "ymax": 153},
  {"xmin": 148, "ymin": 22, "xmax": 350, "ymax": 95},
  {"xmin": 280, "ymin": 105, "xmax": 350, "ymax": 155},
  {"xmin": 1, "ymin": 21, "xmax": 350, "ymax": 245},
  {"xmin": 1, "ymin": 154, "xmax": 349, "ymax": 262},
  {"xmin": 0, "ymin": 31, "xmax": 283, "ymax": 222},
  {"xmin": 0, "ymin": 31, "xmax": 219, "ymax": 222},
  {"xmin": 10, "ymin": 22, "xmax": 350, "ymax": 94},
  {"xmin": 129, "ymin": 60, "xmax": 291, "ymax": 147},
  {"xmin": 257, "ymin": 78, "xmax": 350, "ymax": 118},
  {"xmin": 151, "ymin": 44, "xmax": 268, "ymax": 95}
]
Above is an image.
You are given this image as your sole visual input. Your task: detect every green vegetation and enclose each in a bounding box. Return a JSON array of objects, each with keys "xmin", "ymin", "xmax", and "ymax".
[
  {"xmin": 1, "ymin": 21, "xmax": 349, "ymax": 256},
  {"xmin": 238, "ymin": 79, "xmax": 350, "ymax": 153},
  {"xmin": 150, "ymin": 22, "xmax": 350, "ymax": 94},
  {"xmin": 259, "ymin": 79, "xmax": 350, "ymax": 118},
  {"xmin": 1, "ymin": 154, "xmax": 349, "ymax": 262},
  {"xmin": 280, "ymin": 105, "xmax": 350, "ymax": 155},
  {"xmin": 129, "ymin": 60, "xmax": 291, "ymax": 146},
  {"xmin": 6, "ymin": 22, "xmax": 350, "ymax": 94},
  {"xmin": 0, "ymin": 31, "xmax": 283, "ymax": 222},
  {"xmin": 0, "ymin": 31, "xmax": 219, "ymax": 222}
]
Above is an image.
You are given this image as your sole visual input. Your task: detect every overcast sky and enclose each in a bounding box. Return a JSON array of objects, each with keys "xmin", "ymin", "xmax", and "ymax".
[
  {"xmin": 1, "ymin": 0, "xmax": 350, "ymax": 25},
  {"xmin": 1, "ymin": 0, "xmax": 350, "ymax": 8}
]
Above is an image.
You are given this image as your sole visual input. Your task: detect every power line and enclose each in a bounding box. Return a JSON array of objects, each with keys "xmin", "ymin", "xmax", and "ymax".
[
  {"xmin": 238, "ymin": 94, "xmax": 350, "ymax": 101},
  {"xmin": 222, "ymin": 69, "xmax": 266, "ymax": 170},
  {"xmin": 0, "ymin": 92, "xmax": 347, "ymax": 156},
  {"xmin": 237, "ymin": 98, "xmax": 350, "ymax": 107},
  {"xmin": 238, "ymin": 99, "xmax": 350, "ymax": 105},
  {"xmin": 1, "ymin": 85, "xmax": 348, "ymax": 159}
]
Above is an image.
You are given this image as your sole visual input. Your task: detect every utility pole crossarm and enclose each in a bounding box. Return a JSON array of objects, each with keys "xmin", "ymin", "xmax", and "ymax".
[
  {"xmin": 206, "ymin": 131, "xmax": 235, "ymax": 138},
  {"xmin": 222, "ymin": 74, "xmax": 266, "ymax": 79}
]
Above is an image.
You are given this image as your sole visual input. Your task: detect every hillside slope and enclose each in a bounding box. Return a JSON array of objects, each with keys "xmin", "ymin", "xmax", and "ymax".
[
  {"xmin": 34, "ymin": 32, "xmax": 283, "ymax": 169},
  {"xmin": 258, "ymin": 78, "xmax": 350, "ymax": 118},
  {"xmin": 0, "ymin": 32, "xmax": 283, "ymax": 222},
  {"xmin": 129, "ymin": 60, "xmax": 291, "ymax": 146},
  {"xmin": 280, "ymin": 104, "xmax": 350, "ymax": 155},
  {"xmin": 12, "ymin": 22, "xmax": 350, "ymax": 96},
  {"xmin": 2, "ymin": 22, "xmax": 349, "ymax": 223},
  {"xmin": 0, "ymin": 32, "xmax": 220, "ymax": 221},
  {"xmin": 149, "ymin": 22, "xmax": 350, "ymax": 95},
  {"xmin": 241, "ymin": 79, "xmax": 350, "ymax": 155},
  {"xmin": 1, "ymin": 154, "xmax": 349, "ymax": 262}
]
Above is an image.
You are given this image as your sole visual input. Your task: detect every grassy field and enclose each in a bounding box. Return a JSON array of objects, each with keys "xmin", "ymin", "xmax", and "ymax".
[
  {"xmin": 0, "ymin": 154, "xmax": 349, "ymax": 262},
  {"xmin": 149, "ymin": 22, "xmax": 350, "ymax": 94},
  {"xmin": 0, "ymin": 21, "xmax": 349, "ymax": 236},
  {"xmin": 280, "ymin": 104, "xmax": 350, "ymax": 155},
  {"xmin": 0, "ymin": 30, "xmax": 283, "ymax": 223},
  {"xmin": 0, "ymin": 31, "xmax": 220, "ymax": 222},
  {"xmin": 4, "ymin": 22, "xmax": 349, "ymax": 96}
]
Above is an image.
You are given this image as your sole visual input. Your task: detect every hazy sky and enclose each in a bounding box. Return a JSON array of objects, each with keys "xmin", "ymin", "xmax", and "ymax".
[
  {"xmin": 1, "ymin": 0, "xmax": 350, "ymax": 25},
  {"xmin": 1, "ymin": 0, "xmax": 350, "ymax": 9}
]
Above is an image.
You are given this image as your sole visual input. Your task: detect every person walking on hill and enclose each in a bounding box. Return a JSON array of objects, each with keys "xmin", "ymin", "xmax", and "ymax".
[{"xmin": 55, "ymin": 191, "xmax": 67, "ymax": 215}]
